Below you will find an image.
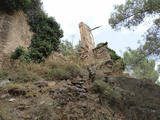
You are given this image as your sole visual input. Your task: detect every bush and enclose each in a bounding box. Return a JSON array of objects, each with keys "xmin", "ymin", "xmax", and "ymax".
[
  {"xmin": 9, "ymin": 0, "xmax": 63, "ymax": 63},
  {"xmin": 11, "ymin": 46, "xmax": 26, "ymax": 59},
  {"xmin": 0, "ymin": 0, "xmax": 31, "ymax": 13},
  {"xmin": 107, "ymin": 47, "xmax": 121, "ymax": 61},
  {"xmin": 59, "ymin": 40, "xmax": 73, "ymax": 56},
  {"xmin": 11, "ymin": 46, "xmax": 31, "ymax": 64},
  {"xmin": 65, "ymin": 63, "xmax": 82, "ymax": 77},
  {"xmin": 26, "ymin": 9, "xmax": 63, "ymax": 62},
  {"xmin": 48, "ymin": 68, "xmax": 71, "ymax": 81},
  {"xmin": 92, "ymin": 80, "xmax": 109, "ymax": 93}
]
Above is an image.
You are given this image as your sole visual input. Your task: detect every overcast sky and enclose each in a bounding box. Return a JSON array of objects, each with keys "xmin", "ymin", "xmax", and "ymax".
[{"xmin": 42, "ymin": 0, "xmax": 148, "ymax": 56}]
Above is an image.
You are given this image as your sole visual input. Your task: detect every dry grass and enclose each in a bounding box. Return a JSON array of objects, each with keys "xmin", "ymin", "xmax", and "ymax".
[{"xmin": 0, "ymin": 52, "xmax": 84, "ymax": 82}]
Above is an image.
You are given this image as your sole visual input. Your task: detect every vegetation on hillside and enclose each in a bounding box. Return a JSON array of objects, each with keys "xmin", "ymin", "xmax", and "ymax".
[
  {"xmin": 109, "ymin": 0, "xmax": 160, "ymax": 82},
  {"xmin": 96, "ymin": 43, "xmax": 126, "ymax": 70},
  {"xmin": 123, "ymin": 48, "xmax": 159, "ymax": 82},
  {"xmin": 2, "ymin": 0, "xmax": 63, "ymax": 63},
  {"xmin": 2, "ymin": 53, "xmax": 83, "ymax": 83},
  {"xmin": 0, "ymin": 0, "xmax": 31, "ymax": 13}
]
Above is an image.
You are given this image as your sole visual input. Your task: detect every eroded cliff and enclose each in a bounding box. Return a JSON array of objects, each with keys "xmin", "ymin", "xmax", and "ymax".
[{"xmin": 0, "ymin": 11, "xmax": 32, "ymax": 63}]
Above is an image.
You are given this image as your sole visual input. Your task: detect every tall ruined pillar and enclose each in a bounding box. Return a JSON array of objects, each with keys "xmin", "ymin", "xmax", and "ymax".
[{"xmin": 79, "ymin": 22, "xmax": 95, "ymax": 52}]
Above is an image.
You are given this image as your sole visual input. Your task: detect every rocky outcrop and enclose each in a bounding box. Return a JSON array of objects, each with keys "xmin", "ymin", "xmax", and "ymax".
[{"xmin": 0, "ymin": 11, "xmax": 32, "ymax": 64}]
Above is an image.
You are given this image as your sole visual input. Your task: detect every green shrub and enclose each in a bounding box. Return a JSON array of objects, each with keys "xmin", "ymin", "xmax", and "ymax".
[
  {"xmin": 59, "ymin": 40, "xmax": 73, "ymax": 56},
  {"xmin": 107, "ymin": 47, "xmax": 121, "ymax": 61},
  {"xmin": 0, "ymin": 0, "xmax": 31, "ymax": 13},
  {"xmin": 65, "ymin": 63, "xmax": 82, "ymax": 77},
  {"xmin": 92, "ymin": 80, "xmax": 109, "ymax": 93},
  {"xmin": 25, "ymin": 8, "xmax": 63, "ymax": 62},
  {"xmin": 11, "ymin": 46, "xmax": 31, "ymax": 64},
  {"xmin": 48, "ymin": 68, "xmax": 71, "ymax": 80},
  {"xmin": 11, "ymin": 46, "xmax": 26, "ymax": 59},
  {"xmin": 9, "ymin": 0, "xmax": 63, "ymax": 63}
]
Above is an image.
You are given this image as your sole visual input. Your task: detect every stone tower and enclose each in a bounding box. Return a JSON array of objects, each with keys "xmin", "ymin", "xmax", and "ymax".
[{"xmin": 79, "ymin": 22, "xmax": 95, "ymax": 52}]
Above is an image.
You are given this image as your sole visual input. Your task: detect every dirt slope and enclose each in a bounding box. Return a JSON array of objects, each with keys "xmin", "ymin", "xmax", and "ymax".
[{"xmin": 0, "ymin": 71, "xmax": 160, "ymax": 120}]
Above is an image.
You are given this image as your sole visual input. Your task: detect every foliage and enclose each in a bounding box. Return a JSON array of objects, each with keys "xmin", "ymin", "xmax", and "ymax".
[
  {"xmin": 48, "ymin": 63, "xmax": 82, "ymax": 80},
  {"xmin": 92, "ymin": 80, "xmax": 125, "ymax": 106},
  {"xmin": 65, "ymin": 63, "xmax": 82, "ymax": 77},
  {"xmin": 0, "ymin": 0, "xmax": 31, "ymax": 13},
  {"xmin": 92, "ymin": 80, "xmax": 109, "ymax": 93},
  {"xmin": 0, "ymin": 69, "xmax": 41, "ymax": 83},
  {"xmin": 10, "ymin": 70, "xmax": 41, "ymax": 83},
  {"xmin": 109, "ymin": 0, "xmax": 160, "ymax": 58},
  {"xmin": 123, "ymin": 49, "xmax": 159, "ymax": 82},
  {"xmin": 11, "ymin": 46, "xmax": 26, "ymax": 59},
  {"xmin": 74, "ymin": 40, "xmax": 82, "ymax": 57},
  {"xmin": 48, "ymin": 68, "xmax": 71, "ymax": 80},
  {"xmin": 11, "ymin": 46, "xmax": 31, "ymax": 64},
  {"xmin": 107, "ymin": 47, "xmax": 121, "ymax": 61},
  {"xmin": 96, "ymin": 43, "xmax": 121, "ymax": 62},
  {"xmin": 26, "ymin": 9, "xmax": 63, "ymax": 62},
  {"xmin": 6, "ymin": 0, "xmax": 63, "ymax": 63},
  {"xmin": 59, "ymin": 40, "xmax": 73, "ymax": 56},
  {"xmin": 96, "ymin": 43, "xmax": 126, "ymax": 70},
  {"xmin": 113, "ymin": 59, "xmax": 126, "ymax": 71},
  {"xmin": 59, "ymin": 40, "xmax": 81, "ymax": 58},
  {"xmin": 157, "ymin": 81, "xmax": 160, "ymax": 86}
]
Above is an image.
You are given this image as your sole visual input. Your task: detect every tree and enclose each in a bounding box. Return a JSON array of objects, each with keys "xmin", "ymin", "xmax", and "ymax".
[
  {"xmin": 8, "ymin": 0, "xmax": 63, "ymax": 63},
  {"xmin": 123, "ymin": 49, "xmax": 159, "ymax": 82},
  {"xmin": 74, "ymin": 40, "xmax": 82, "ymax": 57},
  {"xmin": 59, "ymin": 40, "xmax": 73, "ymax": 56},
  {"xmin": 109, "ymin": 0, "xmax": 160, "ymax": 58},
  {"xmin": 0, "ymin": 0, "xmax": 31, "ymax": 13}
]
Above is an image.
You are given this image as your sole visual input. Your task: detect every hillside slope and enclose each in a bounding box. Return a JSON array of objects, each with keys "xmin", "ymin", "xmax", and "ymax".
[{"xmin": 0, "ymin": 53, "xmax": 160, "ymax": 120}]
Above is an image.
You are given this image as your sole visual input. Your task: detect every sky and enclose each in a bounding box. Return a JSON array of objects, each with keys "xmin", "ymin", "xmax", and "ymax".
[{"xmin": 41, "ymin": 0, "xmax": 149, "ymax": 56}]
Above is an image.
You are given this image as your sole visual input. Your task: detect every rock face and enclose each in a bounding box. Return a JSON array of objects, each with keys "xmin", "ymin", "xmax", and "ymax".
[{"xmin": 0, "ymin": 11, "xmax": 32, "ymax": 64}]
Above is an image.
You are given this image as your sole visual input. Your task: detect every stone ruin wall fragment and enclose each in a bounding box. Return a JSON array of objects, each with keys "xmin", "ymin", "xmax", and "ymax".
[{"xmin": 78, "ymin": 22, "xmax": 111, "ymax": 65}]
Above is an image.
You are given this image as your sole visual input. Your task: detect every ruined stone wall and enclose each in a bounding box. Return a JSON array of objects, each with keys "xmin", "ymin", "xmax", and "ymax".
[
  {"xmin": 79, "ymin": 22, "xmax": 95, "ymax": 52},
  {"xmin": 79, "ymin": 22, "xmax": 110, "ymax": 65},
  {"xmin": 0, "ymin": 11, "xmax": 32, "ymax": 63}
]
